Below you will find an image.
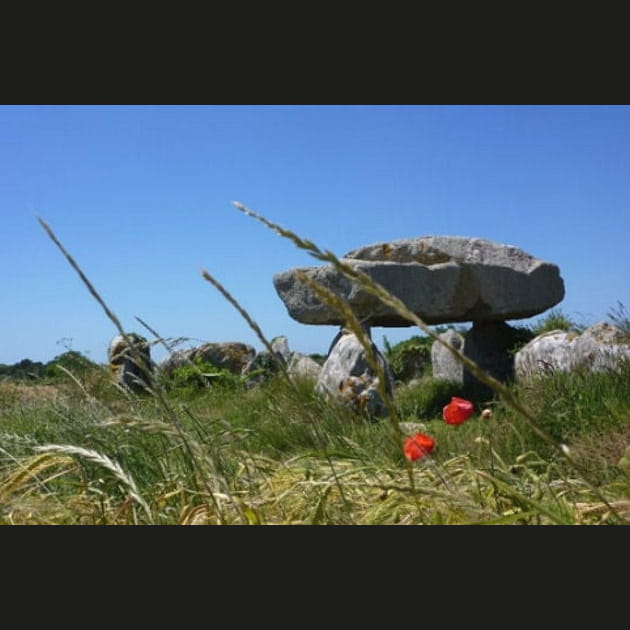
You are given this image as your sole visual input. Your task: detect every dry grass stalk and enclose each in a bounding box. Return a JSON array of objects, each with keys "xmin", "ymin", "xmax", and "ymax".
[
  {"xmin": 200, "ymin": 269, "xmax": 292, "ymax": 383},
  {"xmin": 34, "ymin": 444, "xmax": 152, "ymax": 523},
  {"xmin": 0, "ymin": 453, "xmax": 76, "ymax": 504},
  {"xmin": 199, "ymin": 268, "xmax": 354, "ymax": 517},
  {"xmin": 37, "ymin": 216, "xmax": 237, "ymax": 524}
]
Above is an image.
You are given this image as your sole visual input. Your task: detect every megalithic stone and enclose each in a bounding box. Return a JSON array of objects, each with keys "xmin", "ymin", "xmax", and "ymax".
[
  {"xmin": 316, "ymin": 329, "xmax": 394, "ymax": 418},
  {"xmin": 108, "ymin": 333, "xmax": 153, "ymax": 393},
  {"xmin": 273, "ymin": 236, "xmax": 565, "ymax": 327}
]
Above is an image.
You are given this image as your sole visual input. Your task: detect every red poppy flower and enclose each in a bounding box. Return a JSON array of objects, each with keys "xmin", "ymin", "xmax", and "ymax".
[
  {"xmin": 403, "ymin": 433, "xmax": 436, "ymax": 461},
  {"xmin": 442, "ymin": 396, "xmax": 474, "ymax": 425}
]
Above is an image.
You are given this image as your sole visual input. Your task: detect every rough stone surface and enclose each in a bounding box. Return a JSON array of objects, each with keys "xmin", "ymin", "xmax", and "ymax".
[
  {"xmin": 108, "ymin": 333, "xmax": 153, "ymax": 392},
  {"xmin": 431, "ymin": 322, "xmax": 523, "ymax": 388},
  {"xmin": 242, "ymin": 349, "xmax": 286, "ymax": 389},
  {"xmin": 516, "ymin": 322, "xmax": 630, "ymax": 378},
  {"xmin": 430, "ymin": 329, "xmax": 465, "ymax": 382},
  {"xmin": 464, "ymin": 321, "xmax": 518, "ymax": 383},
  {"xmin": 160, "ymin": 342, "xmax": 256, "ymax": 375},
  {"xmin": 571, "ymin": 322, "xmax": 630, "ymax": 371},
  {"xmin": 514, "ymin": 330, "xmax": 576, "ymax": 377},
  {"xmin": 288, "ymin": 353, "xmax": 322, "ymax": 382},
  {"xmin": 270, "ymin": 336, "xmax": 292, "ymax": 363},
  {"xmin": 316, "ymin": 330, "xmax": 393, "ymax": 418},
  {"xmin": 273, "ymin": 236, "xmax": 564, "ymax": 326}
]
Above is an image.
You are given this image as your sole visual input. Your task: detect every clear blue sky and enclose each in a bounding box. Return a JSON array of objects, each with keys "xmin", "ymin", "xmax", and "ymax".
[{"xmin": 2, "ymin": 105, "xmax": 629, "ymax": 366}]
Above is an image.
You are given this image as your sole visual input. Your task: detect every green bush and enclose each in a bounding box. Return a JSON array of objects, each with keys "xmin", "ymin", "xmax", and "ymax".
[
  {"xmin": 0, "ymin": 359, "xmax": 46, "ymax": 381},
  {"xmin": 530, "ymin": 308, "xmax": 582, "ymax": 336},
  {"xmin": 162, "ymin": 359, "xmax": 242, "ymax": 397},
  {"xmin": 43, "ymin": 351, "xmax": 97, "ymax": 379},
  {"xmin": 383, "ymin": 335, "xmax": 432, "ymax": 382}
]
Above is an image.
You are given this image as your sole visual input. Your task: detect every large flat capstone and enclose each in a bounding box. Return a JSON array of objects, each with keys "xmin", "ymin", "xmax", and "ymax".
[{"xmin": 273, "ymin": 236, "xmax": 564, "ymax": 326}]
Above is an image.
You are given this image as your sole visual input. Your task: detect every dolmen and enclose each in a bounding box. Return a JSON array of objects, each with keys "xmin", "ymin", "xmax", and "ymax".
[{"xmin": 274, "ymin": 236, "xmax": 565, "ymax": 411}]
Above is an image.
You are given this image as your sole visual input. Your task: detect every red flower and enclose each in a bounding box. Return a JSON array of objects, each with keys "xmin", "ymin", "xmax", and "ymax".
[
  {"xmin": 442, "ymin": 396, "xmax": 474, "ymax": 425},
  {"xmin": 403, "ymin": 433, "xmax": 436, "ymax": 461}
]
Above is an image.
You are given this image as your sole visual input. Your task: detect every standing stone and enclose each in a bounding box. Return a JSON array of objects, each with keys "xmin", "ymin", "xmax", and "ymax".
[
  {"xmin": 431, "ymin": 329, "xmax": 466, "ymax": 382},
  {"xmin": 270, "ymin": 336, "xmax": 292, "ymax": 363},
  {"xmin": 108, "ymin": 333, "xmax": 153, "ymax": 393},
  {"xmin": 464, "ymin": 321, "xmax": 518, "ymax": 384},
  {"xmin": 431, "ymin": 322, "xmax": 527, "ymax": 389},
  {"xmin": 316, "ymin": 329, "xmax": 393, "ymax": 418}
]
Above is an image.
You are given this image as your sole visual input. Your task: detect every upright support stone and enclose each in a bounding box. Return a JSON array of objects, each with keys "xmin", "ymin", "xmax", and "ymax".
[
  {"xmin": 431, "ymin": 321, "xmax": 522, "ymax": 392},
  {"xmin": 463, "ymin": 321, "xmax": 517, "ymax": 385},
  {"xmin": 316, "ymin": 328, "xmax": 393, "ymax": 418}
]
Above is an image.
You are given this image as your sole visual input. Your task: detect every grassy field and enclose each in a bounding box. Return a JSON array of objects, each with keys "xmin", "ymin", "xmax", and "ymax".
[
  {"xmin": 1, "ymin": 205, "xmax": 627, "ymax": 525},
  {"xmin": 0, "ymin": 357, "xmax": 628, "ymax": 525}
]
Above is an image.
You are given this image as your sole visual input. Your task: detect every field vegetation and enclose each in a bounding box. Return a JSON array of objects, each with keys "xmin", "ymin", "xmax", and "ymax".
[{"xmin": 0, "ymin": 206, "xmax": 628, "ymax": 525}]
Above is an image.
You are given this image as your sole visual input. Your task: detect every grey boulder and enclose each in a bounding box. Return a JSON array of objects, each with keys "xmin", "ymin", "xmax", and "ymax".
[
  {"xmin": 108, "ymin": 333, "xmax": 153, "ymax": 392},
  {"xmin": 316, "ymin": 330, "xmax": 393, "ymax": 418},
  {"xmin": 431, "ymin": 322, "xmax": 519, "ymax": 386},
  {"xmin": 160, "ymin": 342, "xmax": 256, "ymax": 375},
  {"xmin": 288, "ymin": 353, "xmax": 322, "ymax": 382},
  {"xmin": 515, "ymin": 322, "xmax": 630, "ymax": 378},
  {"xmin": 514, "ymin": 330, "xmax": 576, "ymax": 377}
]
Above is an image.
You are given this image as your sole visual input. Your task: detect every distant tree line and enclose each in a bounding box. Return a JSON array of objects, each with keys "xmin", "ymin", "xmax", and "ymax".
[{"xmin": 0, "ymin": 351, "xmax": 98, "ymax": 381}]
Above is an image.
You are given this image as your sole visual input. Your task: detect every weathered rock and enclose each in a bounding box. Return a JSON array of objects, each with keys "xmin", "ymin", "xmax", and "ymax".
[
  {"xmin": 108, "ymin": 333, "xmax": 153, "ymax": 392},
  {"xmin": 243, "ymin": 349, "xmax": 286, "ymax": 388},
  {"xmin": 464, "ymin": 321, "xmax": 518, "ymax": 383},
  {"xmin": 288, "ymin": 353, "xmax": 322, "ymax": 382},
  {"xmin": 514, "ymin": 330, "xmax": 576, "ymax": 377},
  {"xmin": 571, "ymin": 322, "xmax": 630, "ymax": 371},
  {"xmin": 270, "ymin": 336, "xmax": 292, "ymax": 363},
  {"xmin": 316, "ymin": 330, "xmax": 393, "ymax": 418},
  {"xmin": 160, "ymin": 342, "xmax": 255, "ymax": 375},
  {"xmin": 516, "ymin": 322, "xmax": 630, "ymax": 379},
  {"xmin": 431, "ymin": 322, "xmax": 526, "ymax": 389},
  {"xmin": 241, "ymin": 337, "xmax": 323, "ymax": 388},
  {"xmin": 273, "ymin": 236, "xmax": 564, "ymax": 326},
  {"xmin": 431, "ymin": 329, "xmax": 466, "ymax": 382}
]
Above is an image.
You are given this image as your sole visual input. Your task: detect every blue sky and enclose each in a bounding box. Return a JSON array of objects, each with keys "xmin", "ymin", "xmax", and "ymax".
[{"xmin": 2, "ymin": 105, "xmax": 629, "ymax": 365}]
